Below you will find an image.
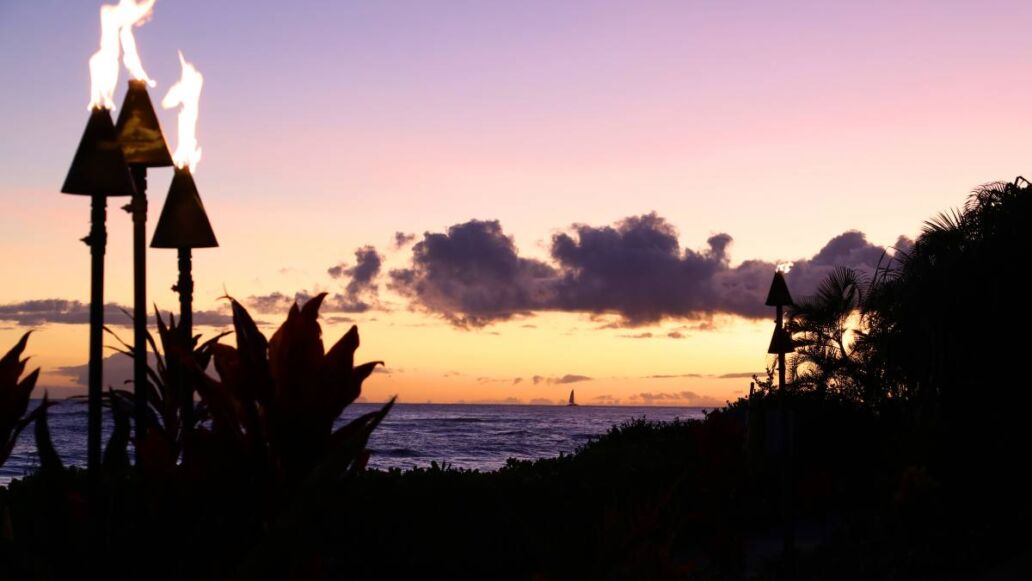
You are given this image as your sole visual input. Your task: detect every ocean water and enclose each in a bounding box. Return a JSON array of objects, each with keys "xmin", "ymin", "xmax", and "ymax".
[{"xmin": 0, "ymin": 402, "xmax": 706, "ymax": 485}]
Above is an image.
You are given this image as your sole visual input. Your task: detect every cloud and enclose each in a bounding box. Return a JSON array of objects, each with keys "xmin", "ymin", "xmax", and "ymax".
[
  {"xmin": 644, "ymin": 373, "xmax": 705, "ymax": 379},
  {"xmin": 550, "ymin": 374, "xmax": 591, "ymax": 384},
  {"xmin": 464, "ymin": 397, "xmax": 522, "ymax": 404},
  {"xmin": 246, "ymin": 289, "xmax": 373, "ymax": 316},
  {"xmin": 246, "ymin": 292, "xmax": 308, "ymax": 314},
  {"xmin": 391, "ymin": 214, "xmax": 891, "ymax": 327},
  {"xmin": 327, "ymin": 245, "xmax": 384, "ymax": 312},
  {"xmin": 251, "ymin": 246, "xmax": 385, "ymax": 318},
  {"xmin": 0, "ymin": 299, "xmax": 234, "ymax": 328},
  {"xmin": 594, "ymin": 394, "xmax": 621, "ymax": 405},
  {"xmin": 393, "ymin": 232, "xmax": 416, "ymax": 249},
  {"xmin": 618, "ymin": 331, "xmax": 686, "ymax": 339},
  {"xmin": 532, "ymin": 373, "xmax": 590, "ymax": 385},
  {"xmin": 388, "ymin": 219, "xmax": 557, "ymax": 327},
  {"xmin": 54, "ymin": 351, "xmax": 219, "ymax": 389},
  {"xmin": 628, "ymin": 391, "xmax": 722, "ymax": 406},
  {"xmin": 513, "ymin": 377, "xmax": 523, "ymax": 385},
  {"xmin": 529, "ymin": 398, "xmax": 556, "ymax": 405},
  {"xmin": 0, "ymin": 299, "xmax": 127, "ymax": 326},
  {"xmin": 718, "ymin": 372, "xmax": 762, "ymax": 379},
  {"xmin": 188, "ymin": 310, "xmax": 235, "ymax": 326}
]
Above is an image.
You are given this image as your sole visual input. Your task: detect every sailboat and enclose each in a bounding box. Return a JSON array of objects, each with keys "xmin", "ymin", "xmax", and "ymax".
[{"xmin": 567, "ymin": 389, "xmax": 578, "ymax": 407}]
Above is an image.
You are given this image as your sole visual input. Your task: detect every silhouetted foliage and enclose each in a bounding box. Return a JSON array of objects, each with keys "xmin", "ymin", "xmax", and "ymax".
[
  {"xmin": 0, "ymin": 333, "xmax": 45, "ymax": 470},
  {"xmin": 0, "ymin": 295, "xmax": 393, "ymax": 578},
  {"xmin": 103, "ymin": 307, "xmax": 228, "ymax": 472}
]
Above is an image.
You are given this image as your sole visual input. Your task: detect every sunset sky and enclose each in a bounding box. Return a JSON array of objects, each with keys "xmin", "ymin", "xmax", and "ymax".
[{"xmin": 2, "ymin": 0, "xmax": 1030, "ymax": 404}]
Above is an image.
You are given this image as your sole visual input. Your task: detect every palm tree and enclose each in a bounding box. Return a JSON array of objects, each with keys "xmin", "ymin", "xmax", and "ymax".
[{"xmin": 785, "ymin": 266, "xmax": 869, "ymax": 399}]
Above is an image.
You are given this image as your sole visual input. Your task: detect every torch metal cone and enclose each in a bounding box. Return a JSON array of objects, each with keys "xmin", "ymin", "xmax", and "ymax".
[
  {"xmin": 114, "ymin": 80, "xmax": 174, "ymax": 167},
  {"xmin": 62, "ymin": 108, "xmax": 137, "ymax": 196},
  {"xmin": 765, "ymin": 271, "xmax": 794, "ymax": 307},
  {"xmin": 767, "ymin": 325, "xmax": 795, "ymax": 355},
  {"xmin": 151, "ymin": 168, "xmax": 218, "ymax": 249}
]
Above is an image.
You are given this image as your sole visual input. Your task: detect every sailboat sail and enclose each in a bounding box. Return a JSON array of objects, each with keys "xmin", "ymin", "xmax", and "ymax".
[{"xmin": 568, "ymin": 389, "xmax": 577, "ymax": 406}]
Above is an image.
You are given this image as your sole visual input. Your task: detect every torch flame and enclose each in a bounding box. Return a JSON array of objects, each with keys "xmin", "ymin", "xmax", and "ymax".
[
  {"xmin": 162, "ymin": 51, "xmax": 204, "ymax": 171},
  {"xmin": 87, "ymin": 0, "xmax": 156, "ymax": 110},
  {"xmin": 776, "ymin": 262, "xmax": 793, "ymax": 274}
]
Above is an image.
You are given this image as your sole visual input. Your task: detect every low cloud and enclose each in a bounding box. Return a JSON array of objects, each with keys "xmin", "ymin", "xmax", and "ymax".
[
  {"xmin": 551, "ymin": 374, "xmax": 591, "ymax": 384},
  {"xmin": 247, "ymin": 290, "xmax": 374, "ymax": 316},
  {"xmin": 328, "ymin": 245, "xmax": 384, "ymax": 312},
  {"xmin": 246, "ymin": 292, "xmax": 309, "ymax": 314},
  {"xmin": 629, "ymin": 391, "xmax": 722, "ymax": 406},
  {"xmin": 393, "ymin": 232, "xmax": 417, "ymax": 249},
  {"xmin": 531, "ymin": 374, "xmax": 592, "ymax": 385},
  {"xmin": 0, "ymin": 299, "xmax": 234, "ymax": 328},
  {"xmin": 619, "ymin": 331, "xmax": 686, "ymax": 339},
  {"xmin": 0, "ymin": 300, "xmax": 129, "ymax": 326},
  {"xmin": 390, "ymin": 213, "xmax": 893, "ymax": 327},
  {"xmin": 463, "ymin": 397, "xmax": 522, "ymax": 405},
  {"xmin": 718, "ymin": 372, "xmax": 762, "ymax": 379},
  {"xmin": 642, "ymin": 372, "xmax": 760, "ymax": 380}
]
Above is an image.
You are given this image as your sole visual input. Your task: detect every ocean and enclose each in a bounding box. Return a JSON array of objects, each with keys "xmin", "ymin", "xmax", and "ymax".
[{"xmin": 0, "ymin": 402, "xmax": 707, "ymax": 485}]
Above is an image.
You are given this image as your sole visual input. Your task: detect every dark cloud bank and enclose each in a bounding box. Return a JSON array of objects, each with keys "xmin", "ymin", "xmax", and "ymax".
[
  {"xmin": 390, "ymin": 213, "xmax": 908, "ymax": 327},
  {"xmin": 7, "ymin": 215, "xmax": 904, "ymax": 331}
]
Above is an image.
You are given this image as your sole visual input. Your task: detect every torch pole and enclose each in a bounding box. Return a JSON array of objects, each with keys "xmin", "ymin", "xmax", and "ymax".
[
  {"xmin": 127, "ymin": 167, "xmax": 149, "ymax": 452},
  {"xmin": 86, "ymin": 194, "xmax": 107, "ymax": 490},
  {"xmin": 176, "ymin": 248, "xmax": 194, "ymax": 435},
  {"xmin": 777, "ymin": 304, "xmax": 796, "ymax": 576}
]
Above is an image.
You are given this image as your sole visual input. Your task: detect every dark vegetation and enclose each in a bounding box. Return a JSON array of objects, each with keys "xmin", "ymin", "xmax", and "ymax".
[{"xmin": 1, "ymin": 179, "xmax": 1031, "ymax": 579}]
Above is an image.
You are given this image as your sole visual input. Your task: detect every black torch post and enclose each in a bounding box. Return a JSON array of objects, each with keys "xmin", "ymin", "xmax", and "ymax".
[
  {"xmin": 62, "ymin": 107, "xmax": 137, "ymax": 494},
  {"xmin": 151, "ymin": 167, "xmax": 218, "ymax": 439},
  {"xmin": 765, "ymin": 270, "xmax": 796, "ymax": 577},
  {"xmin": 114, "ymin": 80, "xmax": 174, "ymax": 448}
]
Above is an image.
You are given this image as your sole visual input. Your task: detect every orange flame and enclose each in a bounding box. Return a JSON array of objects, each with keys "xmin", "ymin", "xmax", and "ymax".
[
  {"xmin": 87, "ymin": 0, "xmax": 156, "ymax": 110},
  {"xmin": 776, "ymin": 262, "xmax": 793, "ymax": 274},
  {"xmin": 162, "ymin": 51, "xmax": 204, "ymax": 171}
]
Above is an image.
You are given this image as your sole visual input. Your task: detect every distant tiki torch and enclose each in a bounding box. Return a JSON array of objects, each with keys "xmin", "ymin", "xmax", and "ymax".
[
  {"xmin": 114, "ymin": 79, "xmax": 174, "ymax": 443},
  {"xmin": 152, "ymin": 53, "xmax": 217, "ymax": 435},
  {"xmin": 765, "ymin": 266, "xmax": 796, "ymax": 575},
  {"xmin": 62, "ymin": 108, "xmax": 137, "ymax": 483}
]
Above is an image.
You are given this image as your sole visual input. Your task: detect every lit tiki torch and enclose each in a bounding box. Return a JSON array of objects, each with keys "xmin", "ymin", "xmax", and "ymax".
[
  {"xmin": 109, "ymin": 0, "xmax": 174, "ymax": 442},
  {"xmin": 62, "ymin": 0, "xmax": 151, "ymax": 484},
  {"xmin": 152, "ymin": 52, "xmax": 218, "ymax": 433},
  {"xmin": 765, "ymin": 264, "xmax": 796, "ymax": 574}
]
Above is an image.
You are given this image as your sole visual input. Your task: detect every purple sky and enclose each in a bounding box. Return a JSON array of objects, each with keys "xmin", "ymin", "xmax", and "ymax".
[{"xmin": 1, "ymin": 0, "xmax": 1030, "ymax": 402}]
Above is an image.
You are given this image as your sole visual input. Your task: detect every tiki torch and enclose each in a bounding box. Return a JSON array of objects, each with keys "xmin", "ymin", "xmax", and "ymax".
[
  {"xmin": 62, "ymin": 108, "xmax": 137, "ymax": 482},
  {"xmin": 63, "ymin": 0, "xmax": 157, "ymax": 486},
  {"xmin": 151, "ymin": 53, "xmax": 217, "ymax": 434},
  {"xmin": 765, "ymin": 266, "xmax": 796, "ymax": 574},
  {"xmin": 115, "ymin": 79, "xmax": 173, "ymax": 442}
]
